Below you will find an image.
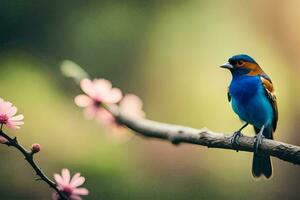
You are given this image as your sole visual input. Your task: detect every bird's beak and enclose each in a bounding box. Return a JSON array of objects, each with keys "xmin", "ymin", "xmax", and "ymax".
[{"xmin": 219, "ymin": 62, "xmax": 233, "ymax": 69}]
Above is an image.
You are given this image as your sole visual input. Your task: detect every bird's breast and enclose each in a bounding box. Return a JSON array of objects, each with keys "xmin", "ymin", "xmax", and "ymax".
[
  {"xmin": 229, "ymin": 75, "xmax": 273, "ymax": 127},
  {"xmin": 229, "ymin": 75, "xmax": 260, "ymax": 102}
]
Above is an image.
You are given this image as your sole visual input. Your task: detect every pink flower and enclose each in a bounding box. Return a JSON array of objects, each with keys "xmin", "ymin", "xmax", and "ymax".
[
  {"xmin": 0, "ymin": 98, "xmax": 24, "ymax": 129},
  {"xmin": 119, "ymin": 94, "xmax": 145, "ymax": 119},
  {"xmin": 95, "ymin": 94, "xmax": 145, "ymax": 131},
  {"xmin": 53, "ymin": 169, "xmax": 89, "ymax": 200},
  {"xmin": 75, "ymin": 78, "xmax": 122, "ymax": 120},
  {"xmin": 101, "ymin": 94, "xmax": 145, "ymax": 143}
]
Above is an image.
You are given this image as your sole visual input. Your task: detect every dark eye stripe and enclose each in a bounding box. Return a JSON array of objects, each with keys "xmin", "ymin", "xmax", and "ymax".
[{"xmin": 229, "ymin": 60, "xmax": 237, "ymax": 65}]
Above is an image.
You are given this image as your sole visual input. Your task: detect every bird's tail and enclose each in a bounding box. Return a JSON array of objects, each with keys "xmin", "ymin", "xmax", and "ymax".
[{"xmin": 252, "ymin": 126, "xmax": 273, "ymax": 179}]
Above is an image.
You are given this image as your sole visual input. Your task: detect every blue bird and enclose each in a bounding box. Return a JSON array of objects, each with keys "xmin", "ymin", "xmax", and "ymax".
[{"xmin": 220, "ymin": 54, "xmax": 278, "ymax": 178}]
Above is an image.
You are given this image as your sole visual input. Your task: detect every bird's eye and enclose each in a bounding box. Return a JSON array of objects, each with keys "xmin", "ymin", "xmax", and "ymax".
[{"xmin": 236, "ymin": 60, "xmax": 244, "ymax": 67}]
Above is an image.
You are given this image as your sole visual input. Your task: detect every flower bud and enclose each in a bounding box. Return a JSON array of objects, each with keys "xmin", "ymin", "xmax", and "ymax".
[
  {"xmin": 0, "ymin": 136, "xmax": 7, "ymax": 144},
  {"xmin": 31, "ymin": 143, "xmax": 41, "ymax": 154}
]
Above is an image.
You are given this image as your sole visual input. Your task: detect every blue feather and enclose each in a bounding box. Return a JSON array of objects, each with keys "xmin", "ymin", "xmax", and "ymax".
[
  {"xmin": 229, "ymin": 75, "xmax": 274, "ymax": 132},
  {"xmin": 229, "ymin": 54, "xmax": 257, "ymax": 64}
]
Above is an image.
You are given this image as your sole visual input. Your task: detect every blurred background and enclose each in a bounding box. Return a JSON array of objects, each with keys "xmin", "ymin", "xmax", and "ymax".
[{"xmin": 0, "ymin": 0, "xmax": 299, "ymax": 199}]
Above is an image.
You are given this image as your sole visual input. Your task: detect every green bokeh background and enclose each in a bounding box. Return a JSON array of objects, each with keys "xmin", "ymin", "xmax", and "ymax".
[{"xmin": 0, "ymin": 0, "xmax": 299, "ymax": 199}]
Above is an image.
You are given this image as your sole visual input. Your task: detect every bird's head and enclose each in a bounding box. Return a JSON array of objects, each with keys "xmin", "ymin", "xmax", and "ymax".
[{"xmin": 220, "ymin": 54, "xmax": 263, "ymax": 77}]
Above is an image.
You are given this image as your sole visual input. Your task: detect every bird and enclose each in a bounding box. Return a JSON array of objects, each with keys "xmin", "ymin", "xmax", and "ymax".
[{"xmin": 220, "ymin": 54, "xmax": 278, "ymax": 179}]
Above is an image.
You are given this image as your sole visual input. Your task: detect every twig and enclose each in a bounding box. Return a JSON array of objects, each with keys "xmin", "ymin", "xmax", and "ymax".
[
  {"xmin": 107, "ymin": 106, "xmax": 300, "ymax": 165},
  {"xmin": 0, "ymin": 130, "xmax": 68, "ymax": 200}
]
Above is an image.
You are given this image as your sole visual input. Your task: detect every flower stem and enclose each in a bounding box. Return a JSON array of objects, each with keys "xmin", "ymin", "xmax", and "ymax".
[{"xmin": 0, "ymin": 130, "xmax": 69, "ymax": 200}]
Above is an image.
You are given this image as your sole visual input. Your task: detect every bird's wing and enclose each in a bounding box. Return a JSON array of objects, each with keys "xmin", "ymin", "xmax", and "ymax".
[
  {"xmin": 227, "ymin": 87, "xmax": 231, "ymax": 102},
  {"xmin": 260, "ymin": 75, "xmax": 278, "ymax": 131}
]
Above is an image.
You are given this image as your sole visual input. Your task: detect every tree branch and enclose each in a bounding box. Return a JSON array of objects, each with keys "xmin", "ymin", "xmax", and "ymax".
[
  {"xmin": 0, "ymin": 130, "xmax": 68, "ymax": 200},
  {"xmin": 108, "ymin": 106, "xmax": 300, "ymax": 165}
]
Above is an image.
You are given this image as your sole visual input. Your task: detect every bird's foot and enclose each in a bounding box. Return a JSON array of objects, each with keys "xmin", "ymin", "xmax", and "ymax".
[
  {"xmin": 254, "ymin": 126, "xmax": 265, "ymax": 154},
  {"xmin": 230, "ymin": 131, "xmax": 243, "ymax": 151},
  {"xmin": 254, "ymin": 134, "xmax": 265, "ymax": 154}
]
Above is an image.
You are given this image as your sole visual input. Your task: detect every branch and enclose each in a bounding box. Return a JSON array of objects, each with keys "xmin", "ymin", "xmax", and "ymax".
[
  {"xmin": 108, "ymin": 106, "xmax": 300, "ymax": 165},
  {"xmin": 0, "ymin": 130, "xmax": 68, "ymax": 200},
  {"xmin": 60, "ymin": 63, "xmax": 300, "ymax": 166}
]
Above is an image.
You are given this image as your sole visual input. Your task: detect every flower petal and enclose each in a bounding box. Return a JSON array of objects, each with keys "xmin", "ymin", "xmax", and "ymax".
[
  {"xmin": 0, "ymin": 101, "xmax": 12, "ymax": 115},
  {"xmin": 80, "ymin": 79, "xmax": 95, "ymax": 97},
  {"xmin": 74, "ymin": 95, "xmax": 92, "ymax": 107},
  {"xmin": 69, "ymin": 195, "xmax": 82, "ymax": 200},
  {"xmin": 6, "ymin": 106, "xmax": 17, "ymax": 117},
  {"xmin": 52, "ymin": 192, "xmax": 59, "ymax": 200},
  {"xmin": 93, "ymin": 79, "xmax": 112, "ymax": 98},
  {"xmin": 61, "ymin": 169, "xmax": 71, "ymax": 183},
  {"xmin": 5, "ymin": 124, "xmax": 21, "ymax": 129},
  {"xmin": 9, "ymin": 114, "xmax": 24, "ymax": 121},
  {"xmin": 96, "ymin": 108, "xmax": 116, "ymax": 126},
  {"xmin": 102, "ymin": 88, "xmax": 122, "ymax": 104},
  {"xmin": 84, "ymin": 106, "xmax": 97, "ymax": 119},
  {"xmin": 73, "ymin": 188, "xmax": 89, "ymax": 195},
  {"xmin": 70, "ymin": 173, "xmax": 81, "ymax": 186},
  {"xmin": 120, "ymin": 94, "xmax": 145, "ymax": 118},
  {"xmin": 70, "ymin": 176, "xmax": 85, "ymax": 188},
  {"xmin": 54, "ymin": 174, "xmax": 65, "ymax": 186},
  {"xmin": 7, "ymin": 121, "xmax": 24, "ymax": 126}
]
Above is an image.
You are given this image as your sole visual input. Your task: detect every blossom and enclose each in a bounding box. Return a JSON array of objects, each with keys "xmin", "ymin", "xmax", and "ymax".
[
  {"xmin": 53, "ymin": 169, "xmax": 89, "ymax": 200},
  {"xmin": 74, "ymin": 79, "xmax": 146, "ymax": 142},
  {"xmin": 31, "ymin": 143, "xmax": 41, "ymax": 154},
  {"xmin": 75, "ymin": 78, "xmax": 122, "ymax": 120},
  {"xmin": 91, "ymin": 94, "xmax": 145, "ymax": 130},
  {"xmin": 0, "ymin": 98, "xmax": 24, "ymax": 129},
  {"xmin": 101, "ymin": 94, "xmax": 145, "ymax": 143},
  {"xmin": 119, "ymin": 94, "xmax": 145, "ymax": 119}
]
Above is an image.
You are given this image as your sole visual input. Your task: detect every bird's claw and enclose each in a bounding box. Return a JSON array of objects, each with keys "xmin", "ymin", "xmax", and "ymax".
[
  {"xmin": 230, "ymin": 131, "xmax": 243, "ymax": 151},
  {"xmin": 254, "ymin": 134, "xmax": 265, "ymax": 154}
]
